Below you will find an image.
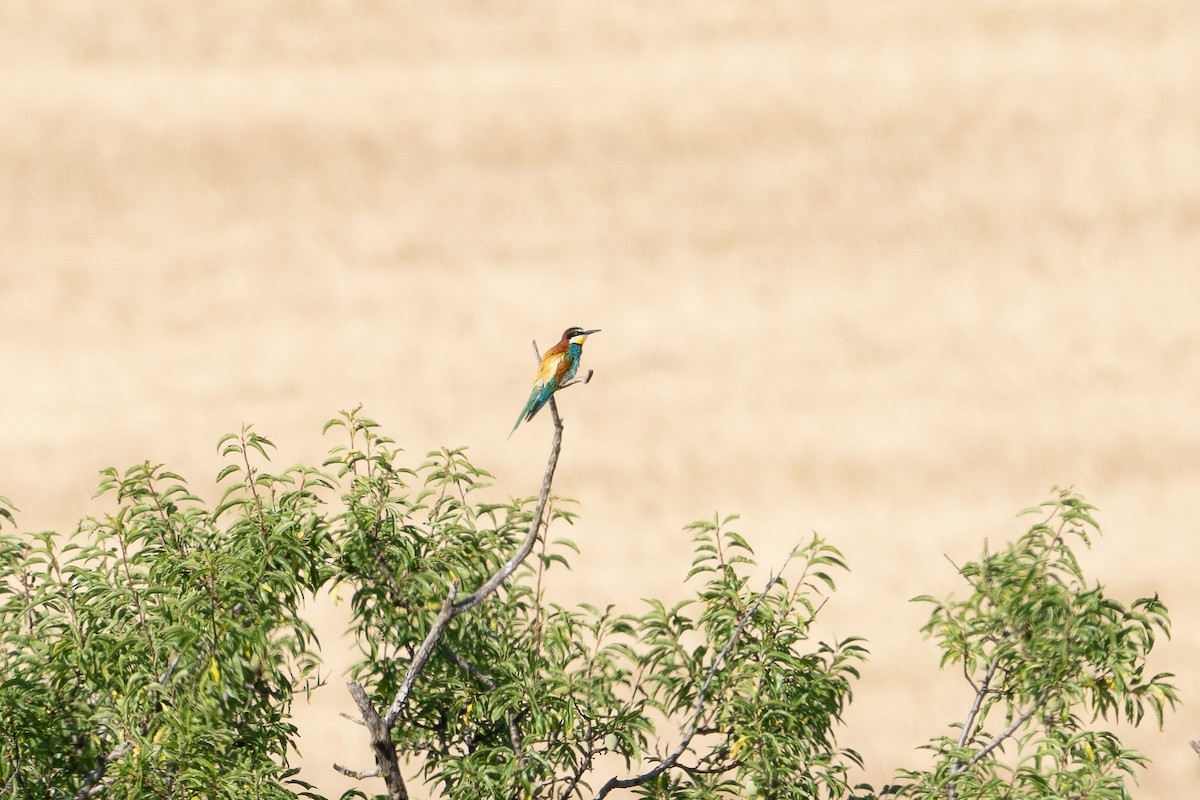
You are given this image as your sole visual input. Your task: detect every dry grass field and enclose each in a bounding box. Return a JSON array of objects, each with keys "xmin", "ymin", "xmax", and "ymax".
[{"xmin": 2, "ymin": 1, "xmax": 1198, "ymax": 796}]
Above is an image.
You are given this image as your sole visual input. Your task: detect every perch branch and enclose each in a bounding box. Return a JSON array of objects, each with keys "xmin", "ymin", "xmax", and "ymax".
[{"xmin": 340, "ymin": 338, "xmax": 573, "ymax": 800}]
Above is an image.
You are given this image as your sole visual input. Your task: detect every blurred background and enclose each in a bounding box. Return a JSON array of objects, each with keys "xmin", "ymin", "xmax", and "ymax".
[{"xmin": 2, "ymin": 1, "xmax": 1197, "ymax": 796}]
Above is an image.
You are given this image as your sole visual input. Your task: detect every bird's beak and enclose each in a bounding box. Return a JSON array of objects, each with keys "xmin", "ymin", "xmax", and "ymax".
[{"xmin": 582, "ymin": 328, "xmax": 601, "ymax": 336}]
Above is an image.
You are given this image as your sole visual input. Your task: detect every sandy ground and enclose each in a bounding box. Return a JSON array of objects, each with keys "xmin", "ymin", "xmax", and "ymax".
[{"xmin": 2, "ymin": 2, "xmax": 1198, "ymax": 796}]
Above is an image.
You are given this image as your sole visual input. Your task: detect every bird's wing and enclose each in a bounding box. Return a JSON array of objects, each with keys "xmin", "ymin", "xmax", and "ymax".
[
  {"xmin": 512, "ymin": 373, "xmax": 548, "ymax": 433},
  {"xmin": 511, "ymin": 345, "xmax": 572, "ymax": 435},
  {"xmin": 536, "ymin": 349, "xmax": 565, "ymax": 389}
]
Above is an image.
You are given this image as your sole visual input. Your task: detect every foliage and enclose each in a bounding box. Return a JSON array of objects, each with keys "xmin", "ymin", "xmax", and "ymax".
[
  {"xmin": 0, "ymin": 413, "xmax": 1177, "ymax": 800},
  {"xmin": 326, "ymin": 409, "xmax": 865, "ymax": 799},
  {"xmin": 894, "ymin": 489, "xmax": 1178, "ymax": 800},
  {"xmin": 0, "ymin": 431, "xmax": 331, "ymax": 799},
  {"xmin": 621, "ymin": 520, "xmax": 866, "ymax": 800}
]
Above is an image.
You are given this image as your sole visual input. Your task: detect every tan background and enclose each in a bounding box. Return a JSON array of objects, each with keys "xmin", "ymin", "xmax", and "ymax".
[{"xmin": 2, "ymin": 1, "xmax": 1197, "ymax": 796}]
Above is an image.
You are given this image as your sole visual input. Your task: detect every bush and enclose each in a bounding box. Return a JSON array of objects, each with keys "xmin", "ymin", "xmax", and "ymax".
[{"xmin": 0, "ymin": 408, "xmax": 1177, "ymax": 799}]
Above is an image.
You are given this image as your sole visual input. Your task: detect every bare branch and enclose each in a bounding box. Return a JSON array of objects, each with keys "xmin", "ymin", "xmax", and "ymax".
[
  {"xmin": 376, "ymin": 402, "xmax": 565, "ymax": 732},
  {"xmin": 333, "ymin": 763, "xmax": 380, "ymax": 780},
  {"xmin": 967, "ymin": 690, "xmax": 1049, "ymax": 766},
  {"xmin": 383, "ymin": 582, "xmax": 459, "ymax": 728},
  {"xmin": 592, "ymin": 546, "xmax": 800, "ymax": 799},
  {"xmin": 451, "ymin": 420, "xmax": 561, "ymax": 616},
  {"xmin": 678, "ymin": 758, "xmax": 744, "ymax": 776}
]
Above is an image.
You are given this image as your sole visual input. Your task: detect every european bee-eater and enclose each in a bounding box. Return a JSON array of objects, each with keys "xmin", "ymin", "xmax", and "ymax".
[{"xmin": 511, "ymin": 326, "xmax": 601, "ymax": 436}]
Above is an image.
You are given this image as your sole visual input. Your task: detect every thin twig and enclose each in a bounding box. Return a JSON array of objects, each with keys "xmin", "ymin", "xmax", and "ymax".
[
  {"xmin": 678, "ymin": 758, "xmax": 744, "ymax": 776},
  {"xmin": 333, "ymin": 763, "xmax": 380, "ymax": 779},
  {"xmin": 441, "ymin": 642, "xmax": 525, "ymax": 755},
  {"xmin": 556, "ymin": 711, "xmax": 604, "ymax": 800}
]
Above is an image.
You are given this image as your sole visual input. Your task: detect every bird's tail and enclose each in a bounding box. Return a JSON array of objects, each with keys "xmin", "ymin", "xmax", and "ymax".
[
  {"xmin": 508, "ymin": 407, "xmax": 528, "ymax": 439},
  {"xmin": 509, "ymin": 394, "xmax": 548, "ymax": 439}
]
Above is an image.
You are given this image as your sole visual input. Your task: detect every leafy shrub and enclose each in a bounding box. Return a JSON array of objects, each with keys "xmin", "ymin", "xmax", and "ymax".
[{"xmin": 0, "ymin": 410, "xmax": 1176, "ymax": 800}]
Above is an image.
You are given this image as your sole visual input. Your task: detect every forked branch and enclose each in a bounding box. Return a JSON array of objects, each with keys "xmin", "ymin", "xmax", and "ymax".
[
  {"xmin": 592, "ymin": 547, "xmax": 799, "ymax": 800},
  {"xmin": 947, "ymin": 687, "xmax": 1051, "ymax": 800}
]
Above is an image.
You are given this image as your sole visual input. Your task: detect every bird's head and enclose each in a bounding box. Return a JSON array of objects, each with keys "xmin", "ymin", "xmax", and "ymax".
[{"xmin": 563, "ymin": 326, "xmax": 600, "ymax": 345}]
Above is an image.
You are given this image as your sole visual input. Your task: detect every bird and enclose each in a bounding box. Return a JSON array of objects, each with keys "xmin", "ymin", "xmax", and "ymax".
[{"xmin": 511, "ymin": 326, "xmax": 601, "ymax": 436}]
